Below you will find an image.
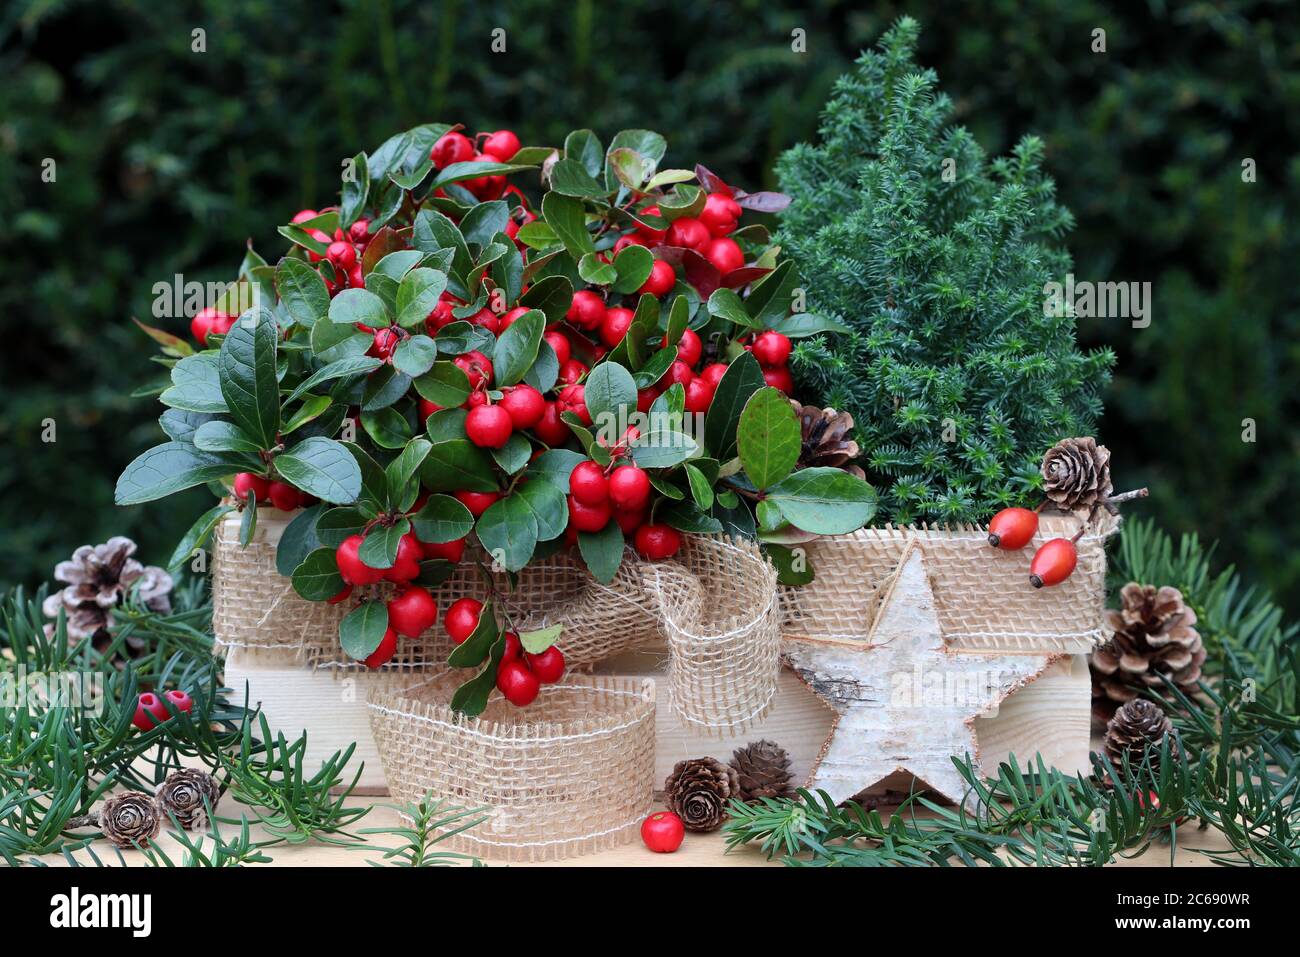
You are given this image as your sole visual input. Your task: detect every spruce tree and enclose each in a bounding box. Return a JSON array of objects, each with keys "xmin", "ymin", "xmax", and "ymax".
[{"xmin": 777, "ymin": 17, "xmax": 1113, "ymax": 524}]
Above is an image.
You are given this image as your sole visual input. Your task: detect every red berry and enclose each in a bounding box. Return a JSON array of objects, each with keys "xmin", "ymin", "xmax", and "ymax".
[
  {"xmin": 614, "ymin": 508, "xmax": 646, "ymax": 534},
  {"xmin": 752, "ymin": 331, "xmax": 792, "ymax": 368},
  {"xmin": 566, "ymin": 290, "xmax": 607, "ymax": 330},
  {"xmin": 387, "ymin": 587, "xmax": 439, "ymax": 638},
  {"xmin": 698, "ymin": 192, "xmax": 742, "ymax": 237},
  {"xmin": 762, "ymin": 365, "xmax": 794, "ymax": 393},
  {"xmin": 369, "ymin": 327, "xmax": 400, "ymax": 361},
  {"xmin": 703, "ymin": 237, "xmax": 744, "ymax": 274},
  {"xmin": 132, "ymin": 692, "xmax": 170, "ymax": 732},
  {"xmin": 425, "ymin": 297, "xmax": 457, "ymax": 332},
  {"xmin": 701, "ymin": 362, "xmax": 728, "ymax": 387},
  {"xmin": 336, "ymin": 534, "xmax": 387, "ymax": 586},
  {"xmin": 454, "ymin": 489, "xmax": 500, "ymax": 517},
  {"xmin": 614, "ymin": 234, "xmax": 648, "ymax": 254},
  {"xmin": 499, "ymin": 384, "xmax": 546, "ymax": 430},
  {"xmin": 466, "ymin": 154, "xmax": 507, "ymax": 199},
  {"xmin": 384, "ymin": 532, "xmax": 424, "ymax": 583},
  {"xmin": 163, "ymin": 689, "xmax": 194, "ymax": 716},
  {"xmin": 639, "ymin": 259, "xmax": 677, "ymax": 297},
  {"xmin": 987, "ymin": 507, "xmax": 1040, "ymax": 550},
  {"xmin": 327, "ymin": 584, "xmax": 353, "ymax": 605},
  {"xmin": 543, "ymin": 329, "xmax": 571, "ymax": 366},
  {"xmin": 636, "ymin": 205, "xmax": 669, "ymax": 244},
  {"xmin": 1029, "ymin": 538, "xmax": 1078, "ymax": 588},
  {"xmin": 684, "ymin": 378, "xmax": 715, "ymax": 413},
  {"xmin": 558, "ymin": 359, "xmax": 588, "ymax": 385},
  {"xmin": 307, "ymin": 228, "xmax": 332, "ymax": 263},
  {"xmin": 418, "ymin": 398, "xmax": 441, "ymax": 424},
  {"xmin": 666, "ymin": 217, "xmax": 710, "ymax": 250},
  {"xmin": 444, "ymin": 597, "xmax": 483, "ymax": 644},
  {"xmin": 570, "ymin": 460, "xmax": 610, "ymax": 506},
  {"xmin": 466, "ymin": 404, "xmax": 514, "ymax": 448},
  {"xmin": 502, "ymin": 631, "xmax": 523, "ymax": 661},
  {"xmin": 636, "ymin": 387, "xmax": 659, "ymax": 413},
  {"xmin": 568, "ymin": 494, "xmax": 612, "ymax": 532},
  {"xmin": 531, "ymin": 401, "xmax": 569, "ymax": 446},
  {"xmin": 423, "ymin": 537, "xmax": 466, "ymax": 563},
  {"xmin": 465, "ymin": 390, "xmax": 488, "ymax": 409},
  {"xmin": 525, "ymin": 645, "xmax": 565, "ymax": 684},
  {"xmin": 557, "ymin": 383, "xmax": 592, "ymax": 426},
  {"xmin": 640, "ymin": 811, "xmax": 685, "ymax": 853},
  {"xmin": 608, "ymin": 465, "xmax": 651, "ymax": 511},
  {"xmin": 190, "ymin": 307, "xmax": 235, "ymax": 345},
  {"xmin": 267, "ymin": 481, "xmax": 303, "ymax": 511},
  {"xmin": 290, "ymin": 208, "xmax": 318, "ymax": 224},
  {"xmin": 600, "ymin": 306, "xmax": 635, "ymax": 348},
  {"xmin": 496, "ymin": 659, "xmax": 540, "ymax": 707},
  {"xmin": 327, "ymin": 241, "xmax": 356, "ymax": 269},
  {"xmin": 454, "ymin": 351, "xmax": 494, "ymax": 389},
  {"xmin": 673, "ymin": 328, "xmax": 703, "ymax": 368},
  {"xmin": 364, "ymin": 627, "xmax": 399, "ymax": 669},
  {"xmin": 481, "ymin": 129, "xmax": 521, "ymax": 161},
  {"xmin": 467, "ymin": 307, "xmax": 500, "ymax": 335},
  {"xmin": 663, "ymin": 360, "xmax": 695, "ymax": 388},
  {"xmin": 232, "ymin": 472, "xmax": 270, "ymax": 504},
  {"xmin": 430, "ymin": 131, "xmax": 474, "ymax": 169},
  {"xmin": 349, "ymin": 219, "xmax": 371, "ymax": 244},
  {"xmin": 634, "ymin": 524, "xmax": 682, "ymax": 560},
  {"xmin": 498, "ymin": 306, "xmax": 531, "ymax": 332}
]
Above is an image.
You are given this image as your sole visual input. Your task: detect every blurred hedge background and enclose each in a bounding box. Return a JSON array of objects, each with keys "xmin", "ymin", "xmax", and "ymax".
[{"xmin": 1, "ymin": 0, "xmax": 1297, "ymax": 609}]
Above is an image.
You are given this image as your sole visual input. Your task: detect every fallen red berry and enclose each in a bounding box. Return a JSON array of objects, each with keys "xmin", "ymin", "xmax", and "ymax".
[
  {"xmin": 641, "ymin": 811, "xmax": 685, "ymax": 853},
  {"xmin": 1029, "ymin": 538, "xmax": 1078, "ymax": 588}
]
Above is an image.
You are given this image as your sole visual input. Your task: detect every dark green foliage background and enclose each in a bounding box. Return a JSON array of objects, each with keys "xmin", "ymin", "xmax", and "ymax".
[{"xmin": 1, "ymin": 1, "xmax": 1296, "ymax": 609}]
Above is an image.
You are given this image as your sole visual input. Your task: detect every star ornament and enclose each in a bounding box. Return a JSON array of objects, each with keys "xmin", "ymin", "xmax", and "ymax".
[{"xmin": 782, "ymin": 542, "xmax": 1062, "ymax": 805}]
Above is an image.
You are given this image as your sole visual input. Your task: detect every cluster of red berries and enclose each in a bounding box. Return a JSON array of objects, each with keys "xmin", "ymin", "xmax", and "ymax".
[
  {"xmin": 568, "ymin": 456, "xmax": 682, "ymax": 559},
  {"xmin": 617, "ymin": 190, "xmax": 745, "ymax": 276},
  {"xmin": 444, "ymin": 598, "xmax": 567, "ymax": 707},
  {"xmin": 428, "ymin": 127, "xmax": 522, "ymax": 201},
  {"xmin": 189, "ymin": 307, "xmax": 236, "ymax": 345},
  {"xmin": 232, "ymin": 472, "xmax": 318, "ymax": 512},
  {"xmin": 745, "ymin": 329, "xmax": 794, "ymax": 394},
  {"xmin": 131, "ymin": 689, "xmax": 193, "ymax": 732},
  {"xmin": 290, "ymin": 208, "xmax": 375, "ymax": 295},
  {"xmin": 986, "ymin": 507, "xmax": 1080, "ymax": 588}
]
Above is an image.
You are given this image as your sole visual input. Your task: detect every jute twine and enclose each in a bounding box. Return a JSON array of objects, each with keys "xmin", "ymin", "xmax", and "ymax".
[
  {"xmin": 367, "ymin": 671, "xmax": 655, "ymax": 862},
  {"xmin": 779, "ymin": 510, "xmax": 1120, "ymax": 654}
]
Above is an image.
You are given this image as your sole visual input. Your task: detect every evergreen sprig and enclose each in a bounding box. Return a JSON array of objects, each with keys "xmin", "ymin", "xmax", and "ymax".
[
  {"xmin": 359, "ymin": 793, "xmax": 487, "ymax": 867},
  {"xmin": 776, "ymin": 17, "xmax": 1113, "ymax": 524}
]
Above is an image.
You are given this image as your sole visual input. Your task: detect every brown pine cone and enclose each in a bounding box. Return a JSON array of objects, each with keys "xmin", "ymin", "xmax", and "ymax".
[
  {"xmin": 729, "ymin": 740, "xmax": 795, "ymax": 801},
  {"xmin": 664, "ymin": 757, "xmax": 740, "ymax": 832},
  {"xmin": 1103, "ymin": 699, "xmax": 1175, "ymax": 771},
  {"xmin": 156, "ymin": 769, "xmax": 221, "ymax": 831},
  {"xmin": 790, "ymin": 400, "xmax": 866, "ymax": 480},
  {"xmin": 1041, "ymin": 437, "xmax": 1112, "ymax": 511},
  {"xmin": 1091, "ymin": 583, "xmax": 1205, "ymax": 718},
  {"xmin": 97, "ymin": 792, "xmax": 162, "ymax": 849}
]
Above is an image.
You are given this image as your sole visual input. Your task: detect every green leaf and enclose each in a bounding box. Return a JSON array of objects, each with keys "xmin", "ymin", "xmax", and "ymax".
[
  {"xmin": 737, "ymin": 387, "xmax": 802, "ymax": 490},
  {"xmin": 450, "ymin": 625, "xmax": 507, "ymax": 716},
  {"xmin": 395, "ymin": 268, "xmax": 448, "ymax": 329},
  {"xmin": 492, "ymin": 309, "xmax": 544, "ymax": 387},
  {"xmin": 360, "ymin": 406, "xmax": 413, "ymax": 449},
  {"xmin": 329, "ymin": 287, "xmax": 390, "ymax": 327},
  {"xmin": 645, "ymin": 168, "xmax": 696, "ymax": 191},
  {"xmin": 168, "ymin": 503, "xmax": 235, "ymax": 571},
  {"xmin": 161, "ymin": 353, "xmax": 228, "ymax": 413},
  {"xmin": 611, "ymin": 245, "xmax": 654, "ymax": 295},
  {"xmin": 541, "ymin": 192, "xmax": 595, "ymax": 258},
  {"xmin": 276, "ymin": 503, "xmax": 326, "ymax": 576},
  {"xmin": 339, "ymin": 601, "xmax": 390, "ymax": 661},
  {"xmin": 372, "ymin": 250, "xmax": 425, "ymax": 282},
  {"xmin": 424, "ymin": 407, "xmax": 468, "ymax": 442},
  {"xmin": 684, "ymin": 462, "xmax": 715, "ymax": 510},
  {"xmin": 490, "ymin": 432, "xmax": 532, "ymax": 475},
  {"xmin": 218, "ymin": 310, "xmax": 280, "ymax": 448},
  {"xmin": 660, "ymin": 500, "xmax": 724, "ymax": 534},
  {"xmin": 515, "ymin": 221, "xmax": 559, "ymax": 250},
  {"xmin": 282, "ymin": 395, "xmax": 333, "ymax": 435},
  {"xmin": 314, "ymin": 506, "xmax": 370, "ymax": 547},
  {"xmin": 765, "ymin": 543, "xmax": 814, "ymax": 586},
  {"xmin": 412, "ymin": 209, "xmax": 472, "ymax": 279},
  {"xmin": 420, "ymin": 440, "xmax": 499, "ymax": 493},
  {"xmin": 310, "ymin": 315, "xmax": 370, "ymax": 362},
  {"xmin": 578, "ymin": 253, "xmax": 618, "ymax": 286},
  {"xmin": 361, "ymin": 365, "xmax": 412, "ymax": 411},
  {"xmin": 514, "ymin": 477, "xmax": 568, "ymax": 540},
  {"xmin": 460, "ymin": 201, "xmax": 510, "ymax": 248},
  {"xmin": 583, "ymin": 362, "xmax": 637, "ymax": 441},
  {"xmin": 770, "ymin": 312, "xmax": 852, "ymax": 338},
  {"xmin": 115, "ymin": 442, "xmax": 238, "ymax": 505},
  {"xmin": 392, "ymin": 335, "xmax": 438, "ymax": 377},
  {"xmin": 292, "ymin": 546, "xmax": 346, "ymax": 601},
  {"xmin": 385, "ymin": 437, "xmax": 431, "ymax": 504},
  {"xmin": 704, "ymin": 351, "xmax": 765, "ymax": 459},
  {"xmin": 743, "ymin": 260, "xmax": 797, "ymax": 327},
  {"xmin": 525, "ymin": 449, "xmax": 587, "ymax": 493},
  {"xmin": 434, "ymin": 321, "xmax": 497, "ymax": 356},
  {"xmin": 447, "ymin": 598, "xmax": 501, "ymax": 669},
  {"xmin": 276, "ymin": 257, "xmax": 330, "ymax": 327},
  {"xmin": 278, "ymin": 223, "xmax": 331, "ymax": 255},
  {"xmin": 275, "ymin": 437, "xmax": 363, "ymax": 504},
  {"xmin": 159, "ymin": 408, "xmax": 213, "ymax": 443},
  {"xmin": 359, "ymin": 519, "xmax": 410, "ymax": 569},
  {"xmin": 765, "ymin": 467, "xmax": 878, "ymax": 535},
  {"xmin": 412, "ymin": 360, "xmax": 472, "ymax": 409},
  {"xmin": 657, "ymin": 183, "xmax": 705, "ymax": 219},
  {"xmin": 606, "ymin": 130, "xmax": 666, "ymax": 181},
  {"xmin": 409, "ymin": 494, "xmax": 474, "ymax": 544},
  {"xmin": 578, "ymin": 522, "xmax": 625, "ymax": 584},
  {"xmin": 431, "ymin": 161, "xmax": 534, "ymax": 191},
  {"xmin": 523, "ymin": 338, "xmax": 560, "ymax": 393},
  {"xmin": 239, "ymin": 491, "xmax": 259, "ymax": 545},
  {"xmin": 193, "ymin": 420, "xmax": 262, "ymax": 454},
  {"xmin": 475, "ymin": 495, "xmax": 538, "ymax": 572},
  {"xmin": 519, "ymin": 624, "xmax": 563, "ymax": 655},
  {"xmin": 550, "ymin": 158, "xmax": 610, "ymax": 199},
  {"xmin": 707, "ymin": 287, "xmax": 761, "ymax": 328},
  {"xmin": 564, "ymin": 128, "xmax": 604, "ymax": 178},
  {"xmin": 286, "ymin": 356, "xmax": 382, "ymax": 403},
  {"xmin": 344, "ymin": 442, "xmax": 388, "ymax": 513},
  {"xmin": 520, "ymin": 275, "xmax": 574, "ymax": 324},
  {"xmin": 633, "ymin": 347, "xmax": 678, "ymax": 390},
  {"xmin": 340, "ymin": 150, "xmax": 370, "ymax": 227},
  {"xmin": 628, "ymin": 429, "xmax": 699, "ymax": 469}
]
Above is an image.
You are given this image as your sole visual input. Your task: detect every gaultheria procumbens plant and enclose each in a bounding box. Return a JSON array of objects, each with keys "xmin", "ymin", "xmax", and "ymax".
[
  {"xmin": 117, "ymin": 122, "xmax": 877, "ymax": 713},
  {"xmin": 776, "ymin": 17, "xmax": 1114, "ymax": 524}
]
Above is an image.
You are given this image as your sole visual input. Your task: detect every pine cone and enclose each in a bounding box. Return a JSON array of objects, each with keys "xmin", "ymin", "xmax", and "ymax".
[
  {"xmin": 664, "ymin": 757, "xmax": 740, "ymax": 832},
  {"xmin": 790, "ymin": 400, "xmax": 866, "ymax": 480},
  {"xmin": 1041, "ymin": 437, "xmax": 1112, "ymax": 511},
  {"xmin": 97, "ymin": 792, "xmax": 162, "ymax": 849},
  {"xmin": 42, "ymin": 537, "xmax": 173, "ymax": 647},
  {"xmin": 729, "ymin": 740, "xmax": 795, "ymax": 801},
  {"xmin": 1090, "ymin": 583, "xmax": 1205, "ymax": 718},
  {"xmin": 156, "ymin": 769, "xmax": 220, "ymax": 831},
  {"xmin": 1103, "ymin": 699, "xmax": 1175, "ymax": 771}
]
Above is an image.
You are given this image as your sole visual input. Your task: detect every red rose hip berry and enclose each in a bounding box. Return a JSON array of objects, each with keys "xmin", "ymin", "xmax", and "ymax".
[
  {"xmin": 987, "ymin": 507, "xmax": 1039, "ymax": 550},
  {"xmin": 1029, "ymin": 538, "xmax": 1078, "ymax": 588}
]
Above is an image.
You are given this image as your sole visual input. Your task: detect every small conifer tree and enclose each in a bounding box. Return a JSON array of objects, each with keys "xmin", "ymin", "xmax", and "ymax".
[{"xmin": 776, "ymin": 17, "xmax": 1113, "ymax": 524}]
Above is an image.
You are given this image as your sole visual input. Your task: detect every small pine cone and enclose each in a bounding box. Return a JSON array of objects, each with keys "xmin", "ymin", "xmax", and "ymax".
[
  {"xmin": 1091, "ymin": 583, "xmax": 1205, "ymax": 718},
  {"xmin": 1104, "ymin": 699, "xmax": 1175, "ymax": 771},
  {"xmin": 156, "ymin": 769, "xmax": 221, "ymax": 831},
  {"xmin": 790, "ymin": 400, "xmax": 866, "ymax": 480},
  {"xmin": 1041, "ymin": 437, "xmax": 1112, "ymax": 511},
  {"xmin": 97, "ymin": 792, "xmax": 161, "ymax": 849},
  {"xmin": 664, "ymin": 757, "xmax": 740, "ymax": 833},
  {"xmin": 729, "ymin": 740, "xmax": 795, "ymax": 801}
]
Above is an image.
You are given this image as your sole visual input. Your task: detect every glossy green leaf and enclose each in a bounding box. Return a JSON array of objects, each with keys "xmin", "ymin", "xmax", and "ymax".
[
  {"xmin": 409, "ymin": 494, "xmax": 474, "ymax": 544},
  {"xmin": 291, "ymin": 546, "xmax": 346, "ymax": 601},
  {"xmin": 115, "ymin": 442, "xmax": 238, "ymax": 505},
  {"xmin": 339, "ymin": 601, "xmax": 390, "ymax": 661},
  {"xmin": 765, "ymin": 467, "xmax": 878, "ymax": 535},
  {"xmin": 395, "ymin": 268, "xmax": 448, "ymax": 328},
  {"xmin": 541, "ymin": 192, "xmax": 596, "ymax": 258},
  {"xmin": 703, "ymin": 351, "xmax": 765, "ymax": 459},
  {"xmin": 578, "ymin": 522, "xmax": 625, "ymax": 584},
  {"xmin": 274, "ymin": 437, "xmax": 363, "ymax": 504},
  {"xmin": 276, "ymin": 257, "xmax": 329, "ymax": 327},
  {"xmin": 328, "ymin": 287, "xmax": 390, "ymax": 327},
  {"xmin": 475, "ymin": 494, "xmax": 538, "ymax": 572},
  {"xmin": 492, "ymin": 308, "xmax": 544, "ymax": 387},
  {"xmin": 161, "ymin": 353, "xmax": 228, "ymax": 413},
  {"xmin": 737, "ymin": 387, "xmax": 801, "ymax": 490}
]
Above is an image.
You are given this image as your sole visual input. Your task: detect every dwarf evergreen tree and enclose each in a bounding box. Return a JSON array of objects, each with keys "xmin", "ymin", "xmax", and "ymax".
[{"xmin": 777, "ymin": 17, "xmax": 1113, "ymax": 524}]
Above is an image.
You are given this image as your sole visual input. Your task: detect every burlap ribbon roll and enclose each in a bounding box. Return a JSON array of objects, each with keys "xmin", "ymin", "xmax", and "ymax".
[{"xmin": 367, "ymin": 671, "xmax": 656, "ymax": 862}]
